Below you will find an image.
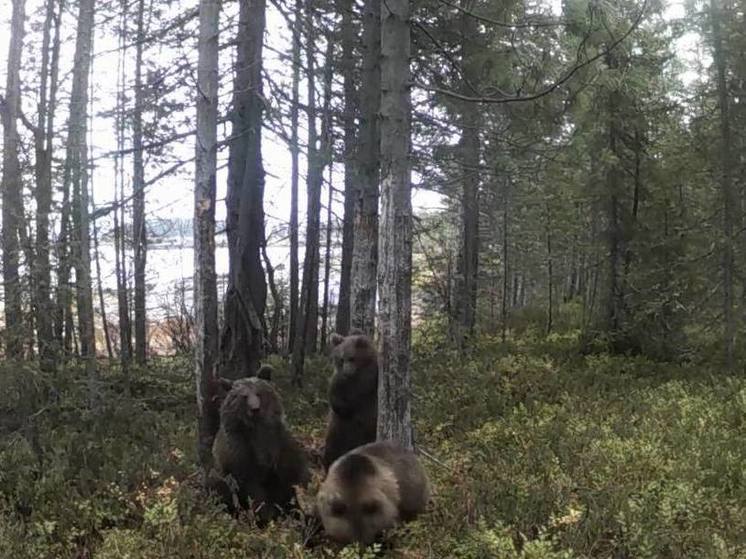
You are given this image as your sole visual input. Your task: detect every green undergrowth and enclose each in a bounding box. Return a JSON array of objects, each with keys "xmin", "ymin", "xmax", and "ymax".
[{"xmin": 2, "ymin": 331, "xmax": 746, "ymax": 558}]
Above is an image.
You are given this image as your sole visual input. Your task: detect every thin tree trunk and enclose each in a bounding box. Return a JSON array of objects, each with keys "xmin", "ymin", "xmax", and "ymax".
[
  {"xmin": 219, "ymin": 0, "xmax": 267, "ymax": 381},
  {"xmin": 89, "ymin": 87, "xmax": 113, "ymax": 362},
  {"xmin": 545, "ymin": 204, "xmax": 554, "ymax": 335},
  {"xmin": 132, "ymin": 0, "xmax": 148, "ymax": 365},
  {"xmin": 377, "ymin": 0, "xmax": 413, "ymax": 448},
  {"xmin": 32, "ymin": 0, "xmax": 62, "ymax": 369},
  {"xmin": 452, "ymin": 1, "xmax": 480, "ymax": 349},
  {"xmin": 194, "ymin": 0, "xmax": 221, "ymax": 474},
  {"xmin": 292, "ymin": 0, "xmax": 323, "ymax": 383},
  {"xmin": 710, "ymin": 0, "xmax": 736, "ymax": 368},
  {"xmin": 66, "ymin": 0, "xmax": 97, "ymax": 403},
  {"xmin": 350, "ymin": 0, "xmax": 380, "ymax": 335},
  {"xmin": 288, "ymin": 0, "xmax": 301, "ymax": 356},
  {"xmin": 501, "ymin": 180, "xmax": 509, "ymax": 343},
  {"xmin": 1, "ymin": 0, "xmax": 27, "ymax": 359},
  {"xmin": 604, "ymin": 52, "xmax": 625, "ymax": 339},
  {"xmin": 92, "ymin": 199, "xmax": 114, "ymax": 360},
  {"xmin": 334, "ymin": 0, "xmax": 358, "ymax": 336},
  {"xmin": 262, "ymin": 242, "xmax": 282, "ymax": 355},
  {"xmin": 321, "ymin": 165, "xmax": 334, "ymax": 353},
  {"xmin": 115, "ymin": 0, "xmax": 132, "ymax": 373}
]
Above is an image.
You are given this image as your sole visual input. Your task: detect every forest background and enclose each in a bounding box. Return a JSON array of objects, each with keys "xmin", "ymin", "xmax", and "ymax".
[{"xmin": 1, "ymin": 0, "xmax": 746, "ymax": 556}]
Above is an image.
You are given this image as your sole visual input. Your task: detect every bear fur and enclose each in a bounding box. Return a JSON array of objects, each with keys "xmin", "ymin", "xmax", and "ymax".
[
  {"xmin": 209, "ymin": 366, "xmax": 310, "ymax": 523},
  {"xmin": 322, "ymin": 330, "xmax": 379, "ymax": 470},
  {"xmin": 316, "ymin": 441, "xmax": 430, "ymax": 545}
]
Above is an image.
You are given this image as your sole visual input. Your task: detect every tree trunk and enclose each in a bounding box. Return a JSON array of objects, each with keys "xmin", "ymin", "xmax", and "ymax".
[
  {"xmin": 377, "ymin": 0, "xmax": 412, "ymax": 448},
  {"xmin": 194, "ymin": 0, "xmax": 221, "ymax": 474},
  {"xmin": 334, "ymin": 0, "xmax": 358, "ymax": 336},
  {"xmin": 710, "ymin": 0, "xmax": 736, "ymax": 368},
  {"xmin": 288, "ymin": 0, "xmax": 301, "ymax": 356},
  {"xmin": 321, "ymin": 165, "xmax": 334, "ymax": 352},
  {"xmin": 501, "ymin": 181, "xmax": 510, "ymax": 343},
  {"xmin": 293, "ymin": 3, "xmax": 331, "ymax": 382},
  {"xmin": 302, "ymin": 0, "xmax": 323, "ymax": 356},
  {"xmin": 545, "ymin": 204, "xmax": 554, "ymax": 335},
  {"xmin": 452, "ymin": 2, "xmax": 480, "ymax": 349},
  {"xmin": 132, "ymin": 0, "xmax": 148, "ymax": 365},
  {"xmin": 261, "ymin": 242, "xmax": 282, "ymax": 355},
  {"xmin": 66, "ymin": 0, "xmax": 97, "ymax": 403},
  {"xmin": 1, "ymin": 0, "xmax": 27, "ymax": 359},
  {"xmin": 219, "ymin": 0, "xmax": 267, "ymax": 381},
  {"xmin": 33, "ymin": 0, "xmax": 62, "ymax": 370},
  {"xmin": 604, "ymin": 52, "xmax": 625, "ymax": 340},
  {"xmin": 91, "ymin": 188, "xmax": 114, "ymax": 360},
  {"xmin": 350, "ymin": 0, "xmax": 380, "ymax": 336}
]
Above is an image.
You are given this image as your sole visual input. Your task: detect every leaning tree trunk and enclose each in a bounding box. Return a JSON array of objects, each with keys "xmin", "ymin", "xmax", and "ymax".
[
  {"xmin": 194, "ymin": 0, "xmax": 221, "ymax": 474},
  {"xmin": 377, "ymin": 0, "xmax": 413, "ymax": 448},
  {"xmin": 710, "ymin": 0, "xmax": 736, "ymax": 369},
  {"xmin": 132, "ymin": 0, "xmax": 148, "ymax": 365},
  {"xmin": 334, "ymin": 0, "xmax": 358, "ymax": 336},
  {"xmin": 66, "ymin": 0, "xmax": 97, "ymax": 402},
  {"xmin": 1, "ymin": 0, "xmax": 27, "ymax": 359},
  {"xmin": 219, "ymin": 0, "xmax": 267, "ymax": 381},
  {"xmin": 350, "ymin": 0, "xmax": 380, "ymax": 336}
]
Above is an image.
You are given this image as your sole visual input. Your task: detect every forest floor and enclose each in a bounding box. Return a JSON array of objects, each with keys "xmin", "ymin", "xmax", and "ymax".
[{"xmin": 2, "ymin": 326, "xmax": 746, "ymax": 558}]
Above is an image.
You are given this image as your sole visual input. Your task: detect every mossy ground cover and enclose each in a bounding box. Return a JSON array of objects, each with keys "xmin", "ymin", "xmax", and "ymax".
[{"xmin": 2, "ymin": 329, "xmax": 746, "ymax": 558}]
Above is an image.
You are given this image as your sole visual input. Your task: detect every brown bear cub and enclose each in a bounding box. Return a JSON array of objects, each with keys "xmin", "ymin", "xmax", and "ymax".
[
  {"xmin": 209, "ymin": 365, "xmax": 310, "ymax": 524},
  {"xmin": 316, "ymin": 441, "xmax": 430, "ymax": 545},
  {"xmin": 323, "ymin": 330, "xmax": 379, "ymax": 470}
]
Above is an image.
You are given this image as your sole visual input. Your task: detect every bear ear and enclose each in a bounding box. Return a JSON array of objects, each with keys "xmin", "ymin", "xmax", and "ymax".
[
  {"xmin": 330, "ymin": 333, "xmax": 345, "ymax": 347},
  {"xmin": 348, "ymin": 327, "xmax": 364, "ymax": 336},
  {"xmin": 218, "ymin": 377, "xmax": 234, "ymax": 391},
  {"xmin": 256, "ymin": 364, "xmax": 273, "ymax": 381}
]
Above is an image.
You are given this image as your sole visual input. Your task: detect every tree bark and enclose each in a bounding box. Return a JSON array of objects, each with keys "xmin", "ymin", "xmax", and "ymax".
[
  {"xmin": 194, "ymin": 0, "xmax": 221, "ymax": 474},
  {"xmin": 66, "ymin": 0, "xmax": 97, "ymax": 402},
  {"xmin": 1, "ymin": 0, "xmax": 27, "ymax": 359},
  {"xmin": 114, "ymin": 0, "xmax": 132, "ymax": 374},
  {"xmin": 321, "ymin": 165, "xmax": 334, "ymax": 352},
  {"xmin": 710, "ymin": 0, "xmax": 736, "ymax": 368},
  {"xmin": 288, "ymin": 0, "xmax": 301, "ymax": 355},
  {"xmin": 604, "ymin": 51, "xmax": 625, "ymax": 340},
  {"xmin": 33, "ymin": 0, "xmax": 62, "ymax": 370},
  {"xmin": 334, "ymin": 0, "xmax": 358, "ymax": 336},
  {"xmin": 451, "ymin": 2, "xmax": 480, "ymax": 349},
  {"xmin": 219, "ymin": 0, "xmax": 267, "ymax": 381},
  {"xmin": 132, "ymin": 0, "xmax": 148, "ymax": 365},
  {"xmin": 292, "ymin": 3, "xmax": 330, "ymax": 382},
  {"xmin": 377, "ymin": 0, "xmax": 413, "ymax": 448},
  {"xmin": 350, "ymin": 0, "xmax": 380, "ymax": 336},
  {"xmin": 261, "ymin": 241, "xmax": 282, "ymax": 355}
]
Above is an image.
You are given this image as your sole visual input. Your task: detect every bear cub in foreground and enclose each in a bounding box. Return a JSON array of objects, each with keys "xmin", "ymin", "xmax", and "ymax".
[
  {"xmin": 210, "ymin": 365, "xmax": 310, "ymax": 523},
  {"xmin": 316, "ymin": 441, "xmax": 430, "ymax": 545},
  {"xmin": 323, "ymin": 330, "xmax": 379, "ymax": 470}
]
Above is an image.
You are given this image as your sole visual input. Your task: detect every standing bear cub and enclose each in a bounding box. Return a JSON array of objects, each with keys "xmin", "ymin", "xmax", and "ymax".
[
  {"xmin": 323, "ymin": 330, "xmax": 379, "ymax": 470},
  {"xmin": 210, "ymin": 365, "xmax": 310, "ymax": 523}
]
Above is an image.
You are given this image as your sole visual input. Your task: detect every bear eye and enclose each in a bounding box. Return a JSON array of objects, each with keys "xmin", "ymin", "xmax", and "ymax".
[
  {"xmin": 361, "ymin": 501, "xmax": 380, "ymax": 515},
  {"xmin": 330, "ymin": 500, "xmax": 347, "ymax": 516}
]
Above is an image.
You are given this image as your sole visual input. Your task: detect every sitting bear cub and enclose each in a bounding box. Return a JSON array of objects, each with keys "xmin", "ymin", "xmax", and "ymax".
[{"xmin": 322, "ymin": 330, "xmax": 379, "ymax": 470}]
